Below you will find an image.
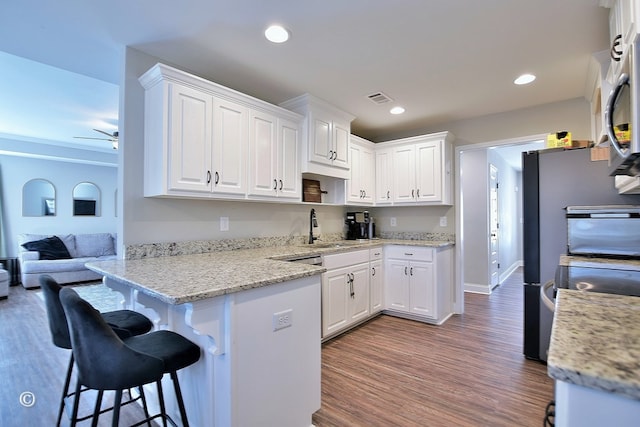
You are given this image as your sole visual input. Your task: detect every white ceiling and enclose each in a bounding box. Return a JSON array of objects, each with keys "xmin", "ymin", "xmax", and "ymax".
[{"xmin": 0, "ymin": 0, "xmax": 611, "ymax": 151}]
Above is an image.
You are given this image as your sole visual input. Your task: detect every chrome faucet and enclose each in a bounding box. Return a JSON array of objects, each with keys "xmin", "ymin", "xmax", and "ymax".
[{"xmin": 309, "ymin": 208, "xmax": 318, "ymax": 244}]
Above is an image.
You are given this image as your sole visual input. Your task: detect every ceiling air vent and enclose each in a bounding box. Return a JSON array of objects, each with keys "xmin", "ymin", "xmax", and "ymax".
[{"xmin": 367, "ymin": 92, "xmax": 394, "ymax": 105}]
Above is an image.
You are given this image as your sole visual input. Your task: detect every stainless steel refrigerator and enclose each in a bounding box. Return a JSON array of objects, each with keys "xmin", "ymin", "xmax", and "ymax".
[{"xmin": 522, "ymin": 147, "xmax": 638, "ymax": 362}]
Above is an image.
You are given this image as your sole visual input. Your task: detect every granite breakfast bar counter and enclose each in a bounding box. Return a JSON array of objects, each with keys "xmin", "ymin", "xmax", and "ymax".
[{"xmin": 86, "ymin": 249, "xmax": 327, "ymax": 427}]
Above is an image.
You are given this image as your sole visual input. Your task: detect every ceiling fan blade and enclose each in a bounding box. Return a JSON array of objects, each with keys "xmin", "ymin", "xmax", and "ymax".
[
  {"xmin": 93, "ymin": 128, "xmax": 117, "ymax": 138},
  {"xmin": 74, "ymin": 136, "xmax": 112, "ymax": 141}
]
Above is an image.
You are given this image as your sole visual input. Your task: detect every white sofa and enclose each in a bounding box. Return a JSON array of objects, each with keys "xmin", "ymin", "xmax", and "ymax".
[{"xmin": 18, "ymin": 233, "xmax": 117, "ymax": 289}]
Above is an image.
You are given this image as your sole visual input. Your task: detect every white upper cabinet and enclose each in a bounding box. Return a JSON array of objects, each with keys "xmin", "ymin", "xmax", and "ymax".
[
  {"xmin": 280, "ymin": 94, "xmax": 355, "ymax": 179},
  {"xmin": 346, "ymin": 135, "xmax": 375, "ymax": 205},
  {"xmin": 167, "ymin": 82, "xmax": 214, "ymax": 194},
  {"xmin": 375, "ymin": 147, "xmax": 393, "ymax": 204},
  {"xmin": 212, "ymin": 98, "xmax": 248, "ymax": 196},
  {"xmin": 382, "ymin": 132, "xmax": 453, "ymax": 206},
  {"xmin": 248, "ymin": 111, "xmax": 300, "ymax": 200},
  {"xmin": 139, "ymin": 63, "xmax": 302, "ymax": 201}
]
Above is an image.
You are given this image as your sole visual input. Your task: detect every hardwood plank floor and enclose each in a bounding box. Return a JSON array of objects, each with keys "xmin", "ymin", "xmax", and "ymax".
[
  {"xmin": 312, "ymin": 268, "xmax": 554, "ymax": 427},
  {"xmin": 0, "ymin": 283, "xmax": 149, "ymax": 427},
  {"xmin": 0, "ymin": 269, "xmax": 553, "ymax": 426}
]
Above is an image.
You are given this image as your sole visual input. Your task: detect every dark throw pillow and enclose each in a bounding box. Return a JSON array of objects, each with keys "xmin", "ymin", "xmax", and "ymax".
[{"xmin": 21, "ymin": 236, "xmax": 72, "ymax": 260}]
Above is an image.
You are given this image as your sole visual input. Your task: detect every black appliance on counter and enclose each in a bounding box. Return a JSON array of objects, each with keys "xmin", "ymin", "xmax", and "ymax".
[
  {"xmin": 522, "ymin": 148, "xmax": 639, "ymax": 362},
  {"xmin": 346, "ymin": 211, "xmax": 374, "ymax": 240}
]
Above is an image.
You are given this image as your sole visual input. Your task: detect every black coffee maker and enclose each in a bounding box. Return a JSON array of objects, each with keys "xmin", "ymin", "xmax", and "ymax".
[{"xmin": 346, "ymin": 211, "xmax": 374, "ymax": 240}]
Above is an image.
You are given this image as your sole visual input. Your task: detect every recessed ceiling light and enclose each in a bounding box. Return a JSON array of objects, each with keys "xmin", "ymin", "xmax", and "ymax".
[
  {"xmin": 265, "ymin": 25, "xmax": 289, "ymax": 43},
  {"xmin": 514, "ymin": 73, "xmax": 536, "ymax": 85},
  {"xmin": 390, "ymin": 106, "xmax": 405, "ymax": 115}
]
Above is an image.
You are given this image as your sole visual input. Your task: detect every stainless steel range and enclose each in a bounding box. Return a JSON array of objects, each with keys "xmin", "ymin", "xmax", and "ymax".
[{"xmin": 541, "ymin": 205, "xmax": 640, "ymax": 351}]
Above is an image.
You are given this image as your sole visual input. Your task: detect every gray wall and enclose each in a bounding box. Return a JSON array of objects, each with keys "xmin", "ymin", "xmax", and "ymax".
[{"xmin": 1, "ymin": 151, "xmax": 117, "ymax": 257}]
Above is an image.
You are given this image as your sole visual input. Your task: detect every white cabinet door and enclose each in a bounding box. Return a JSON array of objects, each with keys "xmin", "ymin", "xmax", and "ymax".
[
  {"xmin": 168, "ymin": 83, "xmax": 213, "ymax": 193},
  {"xmin": 332, "ymin": 120, "xmax": 350, "ymax": 170},
  {"xmin": 212, "ymin": 98, "xmax": 248, "ymax": 195},
  {"xmin": 310, "ymin": 111, "xmax": 333, "ymax": 166},
  {"xmin": 408, "ymin": 260, "xmax": 435, "ymax": 317},
  {"xmin": 248, "ymin": 113, "xmax": 300, "ymax": 200},
  {"xmin": 349, "ymin": 263, "xmax": 371, "ymax": 323},
  {"xmin": 370, "ymin": 259, "xmax": 383, "ymax": 313},
  {"xmin": 415, "ymin": 141, "xmax": 442, "ymax": 203},
  {"xmin": 277, "ymin": 118, "xmax": 300, "ymax": 199},
  {"xmin": 392, "ymin": 145, "xmax": 416, "ymax": 203},
  {"xmin": 375, "ymin": 148, "xmax": 393, "ymax": 204},
  {"xmin": 385, "ymin": 259, "xmax": 410, "ymax": 311},
  {"xmin": 347, "ymin": 143, "xmax": 363, "ymax": 202},
  {"xmin": 347, "ymin": 137, "xmax": 375, "ymax": 205},
  {"xmin": 248, "ymin": 110, "xmax": 278, "ymax": 197},
  {"xmin": 360, "ymin": 145, "xmax": 375, "ymax": 204},
  {"xmin": 322, "ymin": 266, "xmax": 351, "ymax": 337}
]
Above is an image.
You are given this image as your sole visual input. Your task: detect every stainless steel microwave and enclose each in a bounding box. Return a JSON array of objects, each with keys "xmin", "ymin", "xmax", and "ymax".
[{"xmin": 606, "ymin": 34, "xmax": 640, "ymax": 177}]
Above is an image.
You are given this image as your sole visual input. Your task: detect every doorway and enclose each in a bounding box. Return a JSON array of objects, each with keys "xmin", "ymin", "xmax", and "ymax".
[{"xmin": 454, "ymin": 135, "xmax": 545, "ymax": 306}]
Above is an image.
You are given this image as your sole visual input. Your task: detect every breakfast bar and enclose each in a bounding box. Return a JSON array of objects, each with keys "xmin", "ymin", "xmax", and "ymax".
[{"xmin": 87, "ymin": 249, "xmax": 326, "ymax": 427}]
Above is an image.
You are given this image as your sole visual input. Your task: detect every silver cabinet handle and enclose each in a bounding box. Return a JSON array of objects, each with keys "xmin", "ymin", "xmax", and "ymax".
[
  {"xmin": 416, "ymin": 189, "xmax": 420, "ymax": 198},
  {"xmin": 411, "ymin": 189, "xmax": 414, "ymax": 198},
  {"xmin": 404, "ymin": 253, "xmax": 413, "ymax": 256},
  {"xmin": 410, "ymin": 267, "xmax": 413, "ymax": 276},
  {"xmin": 386, "ymin": 190, "xmax": 390, "ymax": 199},
  {"xmin": 372, "ymin": 267, "xmax": 376, "ymax": 276},
  {"xmin": 329, "ymin": 150, "xmax": 334, "ymax": 160},
  {"xmin": 214, "ymin": 171, "xmax": 219, "ymax": 185},
  {"xmin": 273, "ymin": 179, "xmax": 278, "ymax": 190},
  {"xmin": 279, "ymin": 179, "xmax": 283, "ymax": 191},
  {"xmin": 207, "ymin": 171, "xmax": 212, "ymax": 184},
  {"xmin": 404, "ymin": 266, "xmax": 408, "ymax": 275}
]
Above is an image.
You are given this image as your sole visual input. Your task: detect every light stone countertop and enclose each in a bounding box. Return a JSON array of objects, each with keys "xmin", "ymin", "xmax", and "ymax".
[
  {"xmin": 87, "ymin": 239, "xmax": 453, "ymax": 305},
  {"xmin": 547, "ymin": 289, "xmax": 640, "ymax": 401}
]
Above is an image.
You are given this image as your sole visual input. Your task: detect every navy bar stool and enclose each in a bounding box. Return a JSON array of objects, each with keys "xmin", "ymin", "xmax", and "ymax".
[
  {"xmin": 60, "ymin": 287, "xmax": 201, "ymax": 427},
  {"xmin": 39, "ymin": 275, "xmax": 154, "ymax": 426}
]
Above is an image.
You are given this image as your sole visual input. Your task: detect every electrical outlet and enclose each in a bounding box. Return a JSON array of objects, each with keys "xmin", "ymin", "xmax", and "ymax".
[
  {"xmin": 273, "ymin": 309, "xmax": 293, "ymax": 331},
  {"xmin": 439, "ymin": 216, "xmax": 447, "ymax": 227},
  {"xmin": 390, "ymin": 217, "xmax": 397, "ymax": 227},
  {"xmin": 220, "ymin": 216, "xmax": 229, "ymax": 231}
]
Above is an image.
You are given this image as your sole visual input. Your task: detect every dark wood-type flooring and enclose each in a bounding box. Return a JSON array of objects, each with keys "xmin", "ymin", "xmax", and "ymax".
[
  {"xmin": 0, "ymin": 283, "xmax": 149, "ymax": 427},
  {"xmin": 0, "ymin": 268, "xmax": 553, "ymax": 426},
  {"xmin": 312, "ymin": 268, "xmax": 554, "ymax": 427}
]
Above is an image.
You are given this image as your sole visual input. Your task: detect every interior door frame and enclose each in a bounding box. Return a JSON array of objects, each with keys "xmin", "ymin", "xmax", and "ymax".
[{"xmin": 454, "ymin": 133, "xmax": 546, "ymax": 314}]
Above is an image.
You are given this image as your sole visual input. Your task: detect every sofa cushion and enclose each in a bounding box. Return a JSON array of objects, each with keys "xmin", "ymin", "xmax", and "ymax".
[
  {"xmin": 21, "ymin": 236, "xmax": 72, "ymax": 260},
  {"xmin": 74, "ymin": 233, "xmax": 115, "ymax": 257},
  {"xmin": 20, "ymin": 256, "xmax": 113, "ymax": 274}
]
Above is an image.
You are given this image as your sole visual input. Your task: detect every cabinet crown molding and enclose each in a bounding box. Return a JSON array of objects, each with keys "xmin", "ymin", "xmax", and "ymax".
[{"xmin": 280, "ymin": 93, "xmax": 355, "ymax": 123}]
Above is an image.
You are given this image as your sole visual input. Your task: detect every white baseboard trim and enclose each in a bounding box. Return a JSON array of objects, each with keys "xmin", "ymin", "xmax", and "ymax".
[
  {"xmin": 464, "ymin": 282, "xmax": 492, "ymax": 295},
  {"xmin": 499, "ymin": 260, "xmax": 523, "ymax": 283}
]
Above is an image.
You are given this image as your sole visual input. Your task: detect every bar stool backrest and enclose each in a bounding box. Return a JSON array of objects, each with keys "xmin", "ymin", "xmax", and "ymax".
[{"xmin": 59, "ymin": 287, "xmax": 164, "ymax": 391}]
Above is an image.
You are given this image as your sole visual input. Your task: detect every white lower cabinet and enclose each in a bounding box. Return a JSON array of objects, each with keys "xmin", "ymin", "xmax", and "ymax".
[
  {"xmin": 321, "ymin": 244, "xmax": 452, "ymax": 339},
  {"xmin": 370, "ymin": 249, "xmax": 383, "ymax": 314},
  {"xmin": 384, "ymin": 245, "xmax": 453, "ymax": 324},
  {"xmin": 322, "ymin": 249, "xmax": 371, "ymax": 339}
]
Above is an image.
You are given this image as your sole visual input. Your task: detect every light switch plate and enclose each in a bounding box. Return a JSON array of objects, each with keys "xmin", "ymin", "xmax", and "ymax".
[{"xmin": 220, "ymin": 216, "xmax": 229, "ymax": 231}]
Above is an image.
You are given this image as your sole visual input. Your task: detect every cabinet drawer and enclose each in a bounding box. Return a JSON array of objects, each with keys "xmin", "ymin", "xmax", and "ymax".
[
  {"xmin": 385, "ymin": 246, "xmax": 433, "ymax": 262},
  {"xmin": 323, "ymin": 249, "xmax": 369, "ymax": 270},
  {"xmin": 369, "ymin": 247, "xmax": 383, "ymax": 260}
]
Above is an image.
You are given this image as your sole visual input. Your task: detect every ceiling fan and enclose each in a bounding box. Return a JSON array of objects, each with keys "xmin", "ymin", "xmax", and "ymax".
[{"xmin": 74, "ymin": 129, "xmax": 119, "ymax": 150}]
